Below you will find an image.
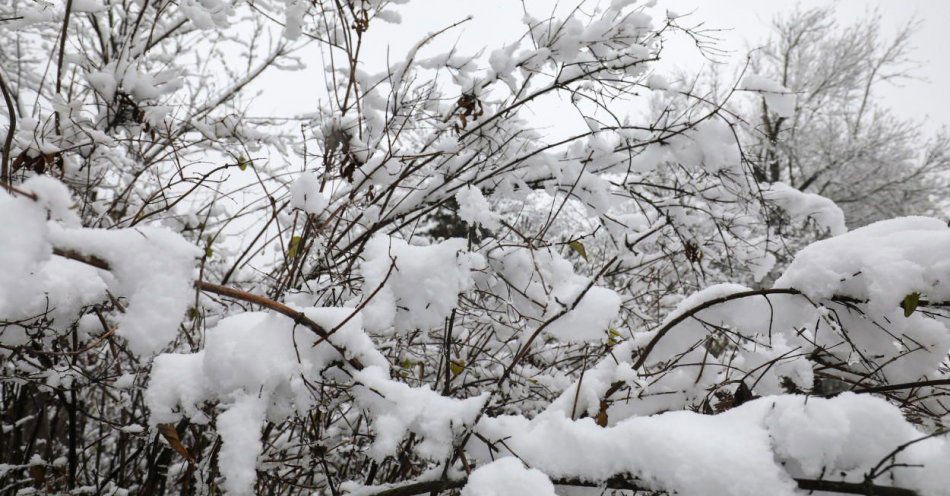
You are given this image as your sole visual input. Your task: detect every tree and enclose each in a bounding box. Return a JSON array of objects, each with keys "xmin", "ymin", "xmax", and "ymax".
[
  {"xmin": 743, "ymin": 5, "xmax": 950, "ymax": 226},
  {"xmin": 1, "ymin": 2, "xmax": 949, "ymax": 496}
]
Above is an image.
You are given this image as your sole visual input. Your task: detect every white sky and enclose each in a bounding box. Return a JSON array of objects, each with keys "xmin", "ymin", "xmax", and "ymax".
[
  {"xmin": 254, "ymin": 0, "xmax": 950, "ymax": 135},
  {"xmin": 662, "ymin": 0, "xmax": 950, "ymax": 134}
]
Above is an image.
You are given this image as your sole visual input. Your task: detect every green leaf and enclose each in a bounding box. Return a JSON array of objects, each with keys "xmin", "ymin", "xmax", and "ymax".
[
  {"xmin": 568, "ymin": 240, "xmax": 588, "ymax": 260},
  {"xmin": 204, "ymin": 246, "xmax": 213, "ymax": 258},
  {"xmin": 237, "ymin": 156, "xmax": 250, "ymax": 171},
  {"xmin": 288, "ymin": 235, "xmax": 302, "ymax": 259},
  {"xmin": 902, "ymin": 292, "xmax": 920, "ymax": 318},
  {"xmin": 607, "ymin": 328, "xmax": 623, "ymax": 346},
  {"xmin": 449, "ymin": 359, "xmax": 466, "ymax": 377},
  {"xmin": 400, "ymin": 359, "xmax": 414, "ymax": 369}
]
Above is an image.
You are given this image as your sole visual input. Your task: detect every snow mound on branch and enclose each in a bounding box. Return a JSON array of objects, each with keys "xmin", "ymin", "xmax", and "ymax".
[
  {"xmin": 49, "ymin": 224, "xmax": 200, "ymax": 356},
  {"xmin": 289, "ymin": 172, "xmax": 328, "ymax": 214},
  {"xmin": 282, "ymin": 0, "xmax": 308, "ymax": 40},
  {"xmin": 0, "ymin": 180, "xmax": 61, "ymax": 319},
  {"xmin": 776, "ymin": 216, "xmax": 950, "ymax": 309},
  {"xmin": 179, "ymin": 0, "xmax": 231, "ymax": 29},
  {"xmin": 361, "ymin": 236, "xmax": 485, "ymax": 333},
  {"xmin": 0, "ymin": 177, "xmax": 195, "ymax": 353},
  {"xmin": 473, "ymin": 394, "xmax": 950, "ymax": 496},
  {"xmin": 544, "ymin": 285, "xmax": 622, "ymax": 343},
  {"xmin": 774, "ymin": 217, "xmax": 950, "ymax": 381},
  {"xmin": 669, "ymin": 120, "xmax": 742, "ymax": 173},
  {"xmin": 147, "ymin": 308, "xmax": 387, "ymax": 495},
  {"xmin": 461, "ymin": 458, "xmax": 555, "ymax": 496},
  {"xmin": 354, "ymin": 365, "xmax": 489, "ymax": 461},
  {"xmin": 741, "ymin": 74, "xmax": 796, "ymax": 118},
  {"xmin": 764, "ymin": 182, "xmax": 846, "ymax": 235},
  {"xmin": 456, "ymin": 185, "xmax": 501, "ymax": 230},
  {"xmin": 146, "ymin": 308, "xmax": 387, "ymax": 424}
]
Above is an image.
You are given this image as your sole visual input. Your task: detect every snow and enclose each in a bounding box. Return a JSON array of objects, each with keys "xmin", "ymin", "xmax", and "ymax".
[
  {"xmin": 543, "ymin": 285, "xmax": 622, "ymax": 343},
  {"xmin": 217, "ymin": 393, "xmax": 267, "ymax": 496},
  {"xmin": 0, "ymin": 179, "xmax": 129, "ymax": 342},
  {"xmin": 0, "ymin": 181, "xmax": 57, "ymax": 320},
  {"xmin": 375, "ymin": 9, "xmax": 402, "ymax": 24},
  {"xmin": 777, "ymin": 216, "xmax": 950, "ymax": 307},
  {"xmin": 764, "ymin": 181, "xmax": 846, "ymax": 235},
  {"xmin": 50, "ymin": 224, "xmax": 201, "ymax": 356},
  {"xmin": 484, "ymin": 246, "xmax": 621, "ymax": 344},
  {"xmin": 71, "ymin": 0, "xmax": 108, "ymax": 13},
  {"xmin": 147, "ymin": 308, "xmax": 388, "ymax": 494},
  {"xmin": 455, "ymin": 185, "xmax": 501, "ymax": 230},
  {"xmin": 669, "ymin": 120, "xmax": 742, "ymax": 172},
  {"xmin": 354, "ymin": 365, "xmax": 489, "ymax": 461},
  {"xmin": 741, "ymin": 74, "xmax": 796, "ymax": 118},
  {"xmin": 282, "ymin": 0, "xmax": 308, "ymax": 40},
  {"xmin": 472, "ymin": 394, "xmax": 950, "ymax": 496},
  {"xmin": 461, "ymin": 458, "xmax": 555, "ymax": 496},
  {"xmin": 774, "ymin": 216, "xmax": 950, "ymax": 381},
  {"xmin": 289, "ymin": 172, "xmax": 328, "ymax": 215},
  {"xmin": 360, "ymin": 236, "xmax": 485, "ymax": 333},
  {"xmin": 5, "ymin": 3, "xmax": 950, "ymax": 496},
  {"xmin": 646, "ymin": 73, "xmax": 670, "ymax": 90},
  {"xmin": 146, "ymin": 308, "xmax": 388, "ymax": 424}
]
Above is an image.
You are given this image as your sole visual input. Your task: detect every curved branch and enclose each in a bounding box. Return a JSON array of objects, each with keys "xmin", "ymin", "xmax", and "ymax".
[{"xmin": 633, "ymin": 288, "xmax": 803, "ymax": 369}]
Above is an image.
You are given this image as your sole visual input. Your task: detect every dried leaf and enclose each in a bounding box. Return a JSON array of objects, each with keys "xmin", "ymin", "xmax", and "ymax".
[
  {"xmin": 594, "ymin": 401, "xmax": 609, "ymax": 427},
  {"xmin": 29, "ymin": 465, "xmax": 45, "ymax": 488},
  {"xmin": 733, "ymin": 381, "xmax": 755, "ymax": 407},
  {"xmin": 158, "ymin": 423, "xmax": 195, "ymax": 464}
]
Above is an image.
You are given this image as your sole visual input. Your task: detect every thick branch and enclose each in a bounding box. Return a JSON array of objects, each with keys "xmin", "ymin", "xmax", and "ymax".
[{"xmin": 365, "ymin": 475, "xmax": 917, "ymax": 496}]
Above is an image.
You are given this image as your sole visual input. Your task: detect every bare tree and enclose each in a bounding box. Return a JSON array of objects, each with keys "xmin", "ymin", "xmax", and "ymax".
[{"xmin": 745, "ymin": 5, "xmax": 950, "ymax": 226}]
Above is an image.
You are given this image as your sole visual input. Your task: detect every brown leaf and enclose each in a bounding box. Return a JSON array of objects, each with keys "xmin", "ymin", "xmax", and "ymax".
[
  {"xmin": 594, "ymin": 401, "xmax": 609, "ymax": 427},
  {"xmin": 158, "ymin": 423, "xmax": 195, "ymax": 465}
]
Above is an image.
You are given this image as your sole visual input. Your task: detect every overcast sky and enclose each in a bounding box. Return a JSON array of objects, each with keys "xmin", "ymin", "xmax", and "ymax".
[
  {"xmin": 663, "ymin": 0, "xmax": 950, "ymax": 134},
  {"xmin": 254, "ymin": 0, "xmax": 950, "ymax": 137}
]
